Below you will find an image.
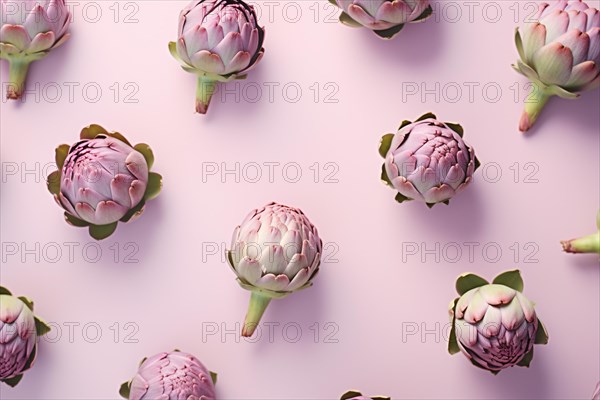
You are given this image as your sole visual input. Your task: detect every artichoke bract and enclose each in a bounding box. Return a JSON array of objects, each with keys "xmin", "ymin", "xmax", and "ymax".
[
  {"xmin": 0, "ymin": 0, "xmax": 71, "ymax": 99},
  {"xmin": 593, "ymin": 382, "xmax": 600, "ymax": 400},
  {"xmin": 379, "ymin": 113, "xmax": 479, "ymax": 208},
  {"xmin": 0, "ymin": 286, "xmax": 50, "ymax": 387},
  {"xmin": 227, "ymin": 202, "xmax": 322, "ymax": 337},
  {"xmin": 341, "ymin": 390, "xmax": 390, "ymax": 400},
  {"xmin": 46, "ymin": 125, "xmax": 162, "ymax": 240},
  {"xmin": 448, "ymin": 270, "xmax": 549, "ymax": 374},
  {"xmin": 513, "ymin": 0, "xmax": 600, "ymax": 132},
  {"xmin": 120, "ymin": 351, "xmax": 216, "ymax": 400},
  {"xmin": 561, "ymin": 210, "xmax": 600, "ymax": 254},
  {"xmin": 169, "ymin": 0, "xmax": 265, "ymax": 114},
  {"xmin": 330, "ymin": 0, "xmax": 432, "ymax": 39}
]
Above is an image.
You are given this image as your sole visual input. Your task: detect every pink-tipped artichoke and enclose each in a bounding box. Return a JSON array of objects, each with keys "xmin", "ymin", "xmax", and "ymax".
[
  {"xmin": 330, "ymin": 0, "xmax": 432, "ymax": 39},
  {"xmin": 46, "ymin": 125, "xmax": 162, "ymax": 240},
  {"xmin": 0, "ymin": 286, "xmax": 50, "ymax": 387},
  {"xmin": 379, "ymin": 113, "xmax": 479, "ymax": 208},
  {"xmin": 513, "ymin": 0, "xmax": 600, "ymax": 132},
  {"xmin": 119, "ymin": 351, "xmax": 216, "ymax": 400},
  {"xmin": 226, "ymin": 202, "xmax": 322, "ymax": 337},
  {"xmin": 0, "ymin": 0, "xmax": 71, "ymax": 99},
  {"xmin": 169, "ymin": 0, "xmax": 265, "ymax": 114},
  {"xmin": 448, "ymin": 270, "xmax": 549, "ymax": 374},
  {"xmin": 561, "ymin": 210, "xmax": 600, "ymax": 254},
  {"xmin": 341, "ymin": 391, "xmax": 390, "ymax": 400},
  {"xmin": 593, "ymin": 381, "xmax": 600, "ymax": 400}
]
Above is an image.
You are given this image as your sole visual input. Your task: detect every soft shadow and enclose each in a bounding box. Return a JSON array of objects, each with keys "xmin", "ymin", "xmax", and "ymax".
[
  {"xmin": 524, "ymin": 90, "xmax": 600, "ymax": 137},
  {"xmin": 569, "ymin": 252, "xmax": 600, "ymax": 269},
  {"xmin": 202, "ymin": 62, "xmax": 268, "ymax": 124},
  {"xmin": 403, "ymin": 183, "xmax": 485, "ymax": 237},
  {"xmin": 480, "ymin": 353, "xmax": 551, "ymax": 399},
  {"xmin": 358, "ymin": 16, "xmax": 445, "ymax": 64}
]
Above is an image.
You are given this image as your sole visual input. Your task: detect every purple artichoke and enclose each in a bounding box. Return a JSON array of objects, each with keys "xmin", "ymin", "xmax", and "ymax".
[
  {"xmin": 0, "ymin": 0, "xmax": 71, "ymax": 99},
  {"xmin": 448, "ymin": 270, "xmax": 549, "ymax": 374},
  {"xmin": 330, "ymin": 0, "xmax": 432, "ymax": 39},
  {"xmin": 169, "ymin": 0, "xmax": 265, "ymax": 114},
  {"xmin": 0, "ymin": 286, "xmax": 50, "ymax": 387},
  {"xmin": 379, "ymin": 113, "xmax": 479, "ymax": 208},
  {"xmin": 514, "ymin": 0, "xmax": 600, "ymax": 132},
  {"xmin": 227, "ymin": 202, "xmax": 322, "ymax": 337},
  {"xmin": 341, "ymin": 391, "xmax": 390, "ymax": 400},
  {"xmin": 47, "ymin": 124, "xmax": 162, "ymax": 240},
  {"xmin": 120, "ymin": 351, "xmax": 216, "ymax": 400},
  {"xmin": 561, "ymin": 210, "xmax": 600, "ymax": 254}
]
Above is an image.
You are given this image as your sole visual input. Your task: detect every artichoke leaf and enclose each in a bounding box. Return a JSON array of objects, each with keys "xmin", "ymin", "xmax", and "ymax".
[
  {"xmin": 492, "ymin": 269, "xmax": 523, "ymax": 292},
  {"xmin": 456, "ymin": 273, "xmax": 488, "ymax": 295}
]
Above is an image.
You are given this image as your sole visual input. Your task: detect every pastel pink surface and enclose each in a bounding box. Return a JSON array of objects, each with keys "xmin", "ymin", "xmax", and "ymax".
[{"xmin": 1, "ymin": 1, "xmax": 599, "ymax": 399}]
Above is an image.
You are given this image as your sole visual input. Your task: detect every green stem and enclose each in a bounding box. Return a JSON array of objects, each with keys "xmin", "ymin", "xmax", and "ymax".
[
  {"xmin": 7, "ymin": 59, "xmax": 32, "ymax": 100},
  {"xmin": 195, "ymin": 76, "xmax": 217, "ymax": 114},
  {"xmin": 561, "ymin": 232, "xmax": 600, "ymax": 254},
  {"xmin": 242, "ymin": 292, "xmax": 272, "ymax": 337},
  {"xmin": 519, "ymin": 89, "xmax": 551, "ymax": 132}
]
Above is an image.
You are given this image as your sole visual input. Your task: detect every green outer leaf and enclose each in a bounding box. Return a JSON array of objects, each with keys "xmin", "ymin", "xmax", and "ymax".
[
  {"xmin": 341, "ymin": 391, "xmax": 363, "ymax": 400},
  {"xmin": 236, "ymin": 279, "xmax": 290, "ymax": 299},
  {"xmin": 106, "ymin": 131, "xmax": 133, "ymax": 147},
  {"xmin": 34, "ymin": 317, "xmax": 51, "ymax": 336},
  {"xmin": 398, "ymin": 120, "xmax": 412, "ymax": 130},
  {"xmin": 120, "ymin": 200, "xmax": 145, "ymax": 223},
  {"xmin": 119, "ymin": 381, "xmax": 131, "ymax": 398},
  {"xmin": 134, "ymin": 143, "xmax": 154, "ymax": 169},
  {"xmin": 534, "ymin": 317, "xmax": 549, "ymax": 344},
  {"xmin": 144, "ymin": 172, "xmax": 162, "ymax": 201},
  {"xmin": 18, "ymin": 296, "xmax": 34, "ymax": 311},
  {"xmin": 339, "ymin": 12, "xmax": 362, "ymax": 28},
  {"xmin": 442, "ymin": 200, "xmax": 450, "ymax": 205},
  {"xmin": 394, "ymin": 192, "xmax": 410, "ymax": 204},
  {"xmin": 456, "ymin": 273, "xmax": 488, "ymax": 295},
  {"xmin": 55, "ymin": 144, "xmax": 70, "ymax": 169},
  {"xmin": 210, "ymin": 371, "xmax": 217, "ymax": 385},
  {"xmin": 426, "ymin": 202, "xmax": 435, "ymax": 209},
  {"xmin": 381, "ymin": 165, "xmax": 392, "ymax": 187},
  {"xmin": 327, "ymin": 0, "xmax": 337, "ymax": 5},
  {"xmin": 0, "ymin": 286, "xmax": 13, "ymax": 295},
  {"xmin": 517, "ymin": 348, "xmax": 534, "ymax": 367},
  {"xmin": 64, "ymin": 212, "xmax": 89, "ymax": 227},
  {"xmin": 546, "ymin": 84, "xmax": 578, "ymax": 99},
  {"xmin": 474, "ymin": 156, "xmax": 481, "ymax": 171},
  {"xmin": 20, "ymin": 344, "xmax": 37, "ymax": 373},
  {"xmin": 373, "ymin": 23, "xmax": 404, "ymax": 39},
  {"xmin": 445, "ymin": 122, "xmax": 464, "ymax": 137},
  {"xmin": 80, "ymin": 124, "xmax": 108, "ymax": 140},
  {"xmin": 47, "ymin": 170, "xmax": 61, "ymax": 195},
  {"xmin": 139, "ymin": 357, "xmax": 148, "ymax": 367},
  {"xmin": 378, "ymin": 133, "xmax": 394, "ymax": 158},
  {"xmin": 448, "ymin": 299, "xmax": 460, "ymax": 355},
  {"xmin": 169, "ymin": 41, "xmax": 186, "ymax": 66},
  {"xmin": 1, "ymin": 374, "xmax": 23, "ymax": 387},
  {"xmin": 492, "ymin": 269, "xmax": 523, "ymax": 292},
  {"xmin": 416, "ymin": 112, "xmax": 436, "ymax": 122},
  {"xmin": 372, "ymin": 397, "xmax": 391, "ymax": 400},
  {"xmin": 514, "ymin": 28, "xmax": 525, "ymax": 61},
  {"xmin": 413, "ymin": 5, "xmax": 433, "ymax": 22},
  {"xmin": 89, "ymin": 222, "xmax": 118, "ymax": 241}
]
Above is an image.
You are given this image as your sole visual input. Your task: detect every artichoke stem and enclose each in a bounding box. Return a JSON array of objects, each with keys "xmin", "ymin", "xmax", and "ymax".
[
  {"xmin": 519, "ymin": 89, "xmax": 551, "ymax": 132},
  {"xmin": 7, "ymin": 59, "xmax": 32, "ymax": 100},
  {"xmin": 195, "ymin": 76, "xmax": 217, "ymax": 114},
  {"xmin": 561, "ymin": 232, "xmax": 600, "ymax": 254},
  {"xmin": 242, "ymin": 292, "xmax": 272, "ymax": 337}
]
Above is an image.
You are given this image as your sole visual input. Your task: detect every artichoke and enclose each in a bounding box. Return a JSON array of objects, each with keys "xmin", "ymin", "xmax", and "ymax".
[
  {"xmin": 448, "ymin": 270, "xmax": 549, "ymax": 374},
  {"xmin": 379, "ymin": 113, "xmax": 479, "ymax": 208},
  {"xmin": 561, "ymin": 210, "xmax": 600, "ymax": 254},
  {"xmin": 46, "ymin": 125, "xmax": 162, "ymax": 240},
  {"xmin": 329, "ymin": 0, "xmax": 432, "ymax": 39},
  {"xmin": 120, "ymin": 350, "xmax": 216, "ymax": 400},
  {"xmin": 226, "ymin": 202, "xmax": 322, "ymax": 337},
  {"xmin": 513, "ymin": 0, "xmax": 600, "ymax": 132},
  {"xmin": 593, "ymin": 381, "xmax": 600, "ymax": 400},
  {"xmin": 0, "ymin": 0, "xmax": 71, "ymax": 99},
  {"xmin": 0, "ymin": 286, "xmax": 50, "ymax": 387},
  {"xmin": 341, "ymin": 390, "xmax": 390, "ymax": 400},
  {"xmin": 169, "ymin": 0, "xmax": 265, "ymax": 114}
]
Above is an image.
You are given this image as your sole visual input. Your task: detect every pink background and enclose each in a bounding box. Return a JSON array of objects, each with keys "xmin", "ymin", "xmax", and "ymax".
[{"xmin": 1, "ymin": 1, "xmax": 599, "ymax": 399}]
